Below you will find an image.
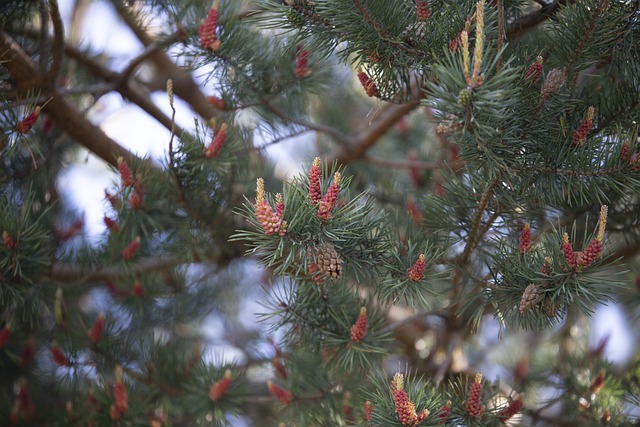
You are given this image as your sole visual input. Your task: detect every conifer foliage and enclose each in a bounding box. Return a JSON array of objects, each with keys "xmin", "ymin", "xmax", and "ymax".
[{"xmin": 1, "ymin": 0, "xmax": 640, "ymax": 426}]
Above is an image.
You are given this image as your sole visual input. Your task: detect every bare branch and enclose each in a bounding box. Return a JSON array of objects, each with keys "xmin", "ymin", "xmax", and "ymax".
[
  {"xmin": 50, "ymin": 255, "xmax": 179, "ymax": 285},
  {"xmin": 330, "ymin": 99, "xmax": 421, "ymax": 165},
  {"xmin": 0, "ymin": 31, "xmax": 141, "ymax": 167}
]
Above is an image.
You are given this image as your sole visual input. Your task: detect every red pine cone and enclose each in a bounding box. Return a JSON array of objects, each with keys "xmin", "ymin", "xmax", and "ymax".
[
  {"xmin": 51, "ymin": 344, "xmax": 71, "ymax": 367},
  {"xmin": 0, "ymin": 325, "xmax": 9, "ymax": 348},
  {"xmin": 272, "ymin": 357, "xmax": 287, "ymax": 379},
  {"xmin": 117, "ymin": 157, "xmax": 135, "ymax": 188},
  {"xmin": 415, "ymin": 0, "xmax": 431, "ymax": 21},
  {"xmin": 309, "ymin": 157, "xmax": 322, "ymax": 204},
  {"xmin": 524, "ymin": 56, "xmax": 543, "ymax": 85},
  {"xmin": 357, "ymin": 68, "xmax": 379, "ymax": 97},
  {"xmin": 438, "ymin": 400, "xmax": 451, "ymax": 420},
  {"xmin": 3, "ymin": 230, "xmax": 15, "ymax": 249},
  {"xmin": 464, "ymin": 373, "xmax": 485, "ymax": 417},
  {"xmin": 349, "ymin": 307, "xmax": 368, "ymax": 342},
  {"xmin": 114, "ymin": 367, "xmax": 128, "ymax": 414},
  {"xmin": 621, "ymin": 141, "xmax": 629, "ymax": 161},
  {"xmin": 209, "ymin": 369, "xmax": 232, "ymax": 401},
  {"xmin": 88, "ymin": 313, "xmax": 105, "ymax": 345},
  {"xmin": 268, "ymin": 380, "xmax": 293, "ymax": 405},
  {"xmin": 571, "ymin": 107, "xmax": 594, "ymax": 147},
  {"xmin": 562, "ymin": 233, "xmax": 577, "ymax": 269},
  {"xmin": 583, "ymin": 238, "xmax": 603, "ymax": 267},
  {"xmin": 207, "ymin": 95, "xmax": 224, "ymax": 110},
  {"xmin": 519, "ymin": 223, "xmax": 531, "ymax": 253},
  {"xmin": 390, "ymin": 373, "xmax": 429, "ymax": 426},
  {"xmin": 17, "ymin": 107, "xmax": 41, "ymax": 134},
  {"xmin": 205, "ymin": 123, "xmax": 227, "ymax": 159},
  {"xmin": 122, "ymin": 236, "xmax": 141, "ymax": 260},
  {"xmin": 514, "ymin": 357, "xmax": 529, "ymax": 382},
  {"xmin": 317, "ymin": 172, "xmax": 341, "ymax": 220},
  {"xmin": 132, "ymin": 281, "xmax": 144, "ymax": 297},
  {"xmin": 408, "ymin": 254, "xmax": 426, "ymax": 282},
  {"xmin": 18, "ymin": 384, "xmax": 34, "ymax": 420},
  {"xmin": 105, "ymin": 190, "xmax": 121, "ymax": 209},
  {"xmin": 449, "ymin": 29, "xmax": 464, "ymax": 52},
  {"xmin": 129, "ymin": 184, "xmax": 144, "ymax": 210},
  {"xmin": 589, "ymin": 371, "xmax": 605, "ymax": 394},
  {"xmin": 294, "ymin": 49, "xmax": 311, "ymax": 78},
  {"xmin": 275, "ymin": 193, "xmax": 284, "ymax": 217},
  {"xmin": 103, "ymin": 216, "xmax": 120, "ymax": 233},
  {"xmin": 499, "ymin": 398, "xmax": 523, "ymax": 423},
  {"xmin": 362, "ymin": 400, "xmax": 374, "ymax": 422},
  {"xmin": 55, "ymin": 217, "xmax": 84, "ymax": 241},
  {"xmin": 255, "ymin": 199, "xmax": 285, "ymax": 235},
  {"xmin": 199, "ymin": 2, "xmax": 221, "ymax": 51}
]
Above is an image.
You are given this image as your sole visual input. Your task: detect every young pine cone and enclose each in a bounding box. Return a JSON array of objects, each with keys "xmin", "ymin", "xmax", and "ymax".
[
  {"xmin": 313, "ymin": 243, "xmax": 343, "ymax": 280},
  {"xmin": 519, "ymin": 284, "xmax": 541, "ymax": 314},
  {"xmin": 543, "ymin": 297, "xmax": 560, "ymax": 318}
]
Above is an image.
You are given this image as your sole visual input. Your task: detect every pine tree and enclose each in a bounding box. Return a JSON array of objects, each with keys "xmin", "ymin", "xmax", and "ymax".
[{"xmin": 1, "ymin": 0, "xmax": 640, "ymax": 426}]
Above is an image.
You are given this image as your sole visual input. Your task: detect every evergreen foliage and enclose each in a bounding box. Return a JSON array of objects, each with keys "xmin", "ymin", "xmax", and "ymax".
[{"xmin": 1, "ymin": 0, "xmax": 640, "ymax": 426}]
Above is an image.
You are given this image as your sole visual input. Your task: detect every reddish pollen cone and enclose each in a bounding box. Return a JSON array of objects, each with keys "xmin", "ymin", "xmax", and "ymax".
[
  {"xmin": 209, "ymin": 369, "xmax": 232, "ymax": 401},
  {"xmin": 408, "ymin": 254, "xmax": 426, "ymax": 282},
  {"xmin": 88, "ymin": 313, "xmax": 105, "ymax": 345},
  {"xmin": 349, "ymin": 307, "xmax": 368, "ymax": 342},
  {"xmin": 268, "ymin": 381, "xmax": 293, "ymax": 405}
]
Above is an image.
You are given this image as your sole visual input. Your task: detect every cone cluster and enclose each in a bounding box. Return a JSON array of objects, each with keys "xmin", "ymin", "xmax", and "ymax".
[{"xmin": 390, "ymin": 373, "xmax": 429, "ymax": 426}]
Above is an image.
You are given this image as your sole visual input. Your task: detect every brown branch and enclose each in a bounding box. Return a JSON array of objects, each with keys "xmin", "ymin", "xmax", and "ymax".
[
  {"xmin": 0, "ymin": 31, "xmax": 141, "ymax": 167},
  {"xmin": 46, "ymin": 0, "xmax": 64, "ymax": 85},
  {"xmin": 50, "ymin": 255, "xmax": 179, "ymax": 285},
  {"xmin": 506, "ymin": 0, "xmax": 571, "ymax": 39},
  {"xmin": 363, "ymin": 155, "xmax": 438, "ymax": 170},
  {"xmin": 112, "ymin": 0, "xmax": 219, "ymax": 123},
  {"xmin": 64, "ymin": 45, "xmax": 184, "ymax": 136},
  {"xmin": 496, "ymin": 0, "xmax": 505, "ymax": 72},
  {"xmin": 331, "ymin": 99, "xmax": 422, "ymax": 165}
]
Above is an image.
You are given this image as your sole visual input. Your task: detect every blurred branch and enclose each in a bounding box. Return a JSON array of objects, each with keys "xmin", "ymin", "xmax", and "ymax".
[
  {"xmin": 331, "ymin": 99, "xmax": 421, "ymax": 165},
  {"xmin": 506, "ymin": 0, "xmax": 571, "ymax": 39},
  {"xmin": 46, "ymin": 0, "xmax": 64, "ymax": 85},
  {"xmin": 0, "ymin": 31, "xmax": 141, "ymax": 167},
  {"xmin": 112, "ymin": 0, "xmax": 219, "ymax": 123},
  {"xmin": 63, "ymin": 44, "xmax": 185, "ymax": 136},
  {"xmin": 50, "ymin": 255, "xmax": 179, "ymax": 284},
  {"xmin": 363, "ymin": 155, "xmax": 438, "ymax": 170}
]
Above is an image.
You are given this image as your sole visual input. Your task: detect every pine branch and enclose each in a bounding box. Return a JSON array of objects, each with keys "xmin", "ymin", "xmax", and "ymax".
[
  {"xmin": 63, "ymin": 44, "xmax": 183, "ymax": 136},
  {"xmin": 506, "ymin": 0, "xmax": 573, "ymax": 39},
  {"xmin": 0, "ymin": 31, "xmax": 142, "ymax": 167},
  {"xmin": 50, "ymin": 256, "xmax": 179, "ymax": 285},
  {"xmin": 332, "ymin": 98, "xmax": 421, "ymax": 164},
  {"xmin": 351, "ymin": 0, "xmax": 421, "ymax": 56},
  {"xmin": 45, "ymin": 0, "xmax": 64, "ymax": 86},
  {"xmin": 112, "ymin": 0, "xmax": 219, "ymax": 124}
]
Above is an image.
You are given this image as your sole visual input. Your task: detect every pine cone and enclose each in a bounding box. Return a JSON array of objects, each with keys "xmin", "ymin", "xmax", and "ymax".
[
  {"xmin": 543, "ymin": 297, "xmax": 560, "ymax": 318},
  {"xmin": 541, "ymin": 68, "xmax": 567, "ymax": 98},
  {"xmin": 457, "ymin": 88, "xmax": 472, "ymax": 107},
  {"xmin": 313, "ymin": 243, "xmax": 343, "ymax": 280},
  {"xmin": 519, "ymin": 284, "xmax": 540, "ymax": 314}
]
